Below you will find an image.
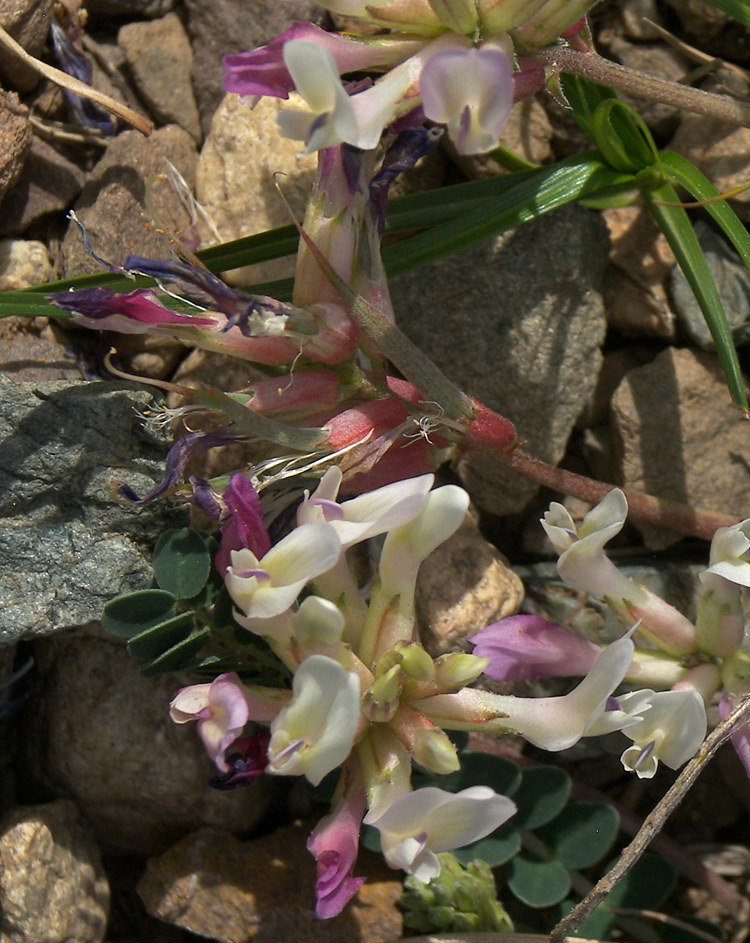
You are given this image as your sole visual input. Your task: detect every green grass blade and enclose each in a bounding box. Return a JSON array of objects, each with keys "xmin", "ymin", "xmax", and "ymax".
[
  {"xmin": 701, "ymin": 0, "xmax": 750, "ymax": 25},
  {"xmin": 646, "ymin": 180, "xmax": 748, "ymax": 413},
  {"xmin": 660, "ymin": 149, "xmax": 750, "ymax": 270},
  {"xmin": 381, "ymin": 155, "xmax": 631, "ymax": 276}
]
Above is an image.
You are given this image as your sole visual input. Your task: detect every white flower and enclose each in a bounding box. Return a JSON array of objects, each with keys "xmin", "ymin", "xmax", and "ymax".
[
  {"xmin": 298, "ymin": 467, "xmax": 435, "ymax": 549},
  {"xmin": 364, "ymin": 785, "xmax": 516, "ymax": 882},
  {"xmin": 267, "ymin": 655, "xmax": 361, "ymax": 785},
  {"xmin": 420, "ymin": 39, "xmax": 514, "ymax": 154},
  {"xmin": 225, "ymin": 522, "xmax": 341, "ymax": 620},
  {"xmin": 616, "ymin": 688, "xmax": 707, "ymax": 779}
]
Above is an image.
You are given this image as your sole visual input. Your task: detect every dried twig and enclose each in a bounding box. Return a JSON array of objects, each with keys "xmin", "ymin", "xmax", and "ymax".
[{"xmin": 0, "ymin": 23, "xmax": 152, "ymax": 135}]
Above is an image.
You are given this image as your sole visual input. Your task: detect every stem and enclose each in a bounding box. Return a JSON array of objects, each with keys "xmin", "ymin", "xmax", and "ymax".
[
  {"xmin": 536, "ymin": 45, "xmax": 750, "ymax": 128},
  {"xmin": 0, "ymin": 24, "xmax": 153, "ymax": 135},
  {"xmin": 550, "ymin": 691, "xmax": 750, "ymax": 943},
  {"xmin": 482, "ymin": 443, "xmax": 738, "ymax": 540}
]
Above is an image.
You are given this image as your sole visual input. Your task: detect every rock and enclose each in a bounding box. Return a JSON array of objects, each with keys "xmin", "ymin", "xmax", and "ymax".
[
  {"xmin": 661, "ymin": 0, "xmax": 730, "ymax": 40},
  {"xmin": 0, "ymin": 90, "xmax": 31, "ymax": 203},
  {"xmin": 183, "ymin": 0, "xmax": 324, "ymax": 135},
  {"xmin": 602, "ymin": 205, "xmax": 677, "ymax": 341},
  {"xmin": 85, "ymin": 0, "xmax": 174, "ymax": 19},
  {"xmin": 0, "ymin": 799, "xmax": 109, "ymax": 943},
  {"xmin": 615, "ymin": 0, "xmax": 664, "ymax": 40},
  {"xmin": 118, "ymin": 13, "xmax": 202, "ymax": 144},
  {"xmin": 19, "ymin": 633, "xmax": 286, "ymax": 855},
  {"xmin": 391, "ymin": 204, "xmax": 610, "ymax": 516},
  {"xmin": 418, "ymin": 511, "xmax": 524, "ymax": 656},
  {"xmin": 669, "ymin": 116, "xmax": 750, "ymax": 221},
  {"xmin": 671, "ymin": 220, "xmax": 750, "ymax": 349},
  {"xmin": 0, "ymin": 0, "xmax": 53, "ymax": 93},
  {"xmin": 577, "ymin": 346, "xmax": 655, "ymax": 430},
  {"xmin": 0, "ymin": 237, "xmax": 51, "ymax": 288},
  {"xmin": 0, "ymin": 317, "xmax": 83, "ymax": 381},
  {"xmin": 0, "ymin": 379, "xmax": 187, "ymax": 643},
  {"xmin": 610, "ymin": 346, "xmax": 750, "ymax": 548},
  {"xmin": 195, "ymin": 93, "xmax": 318, "ymax": 285},
  {"xmin": 60, "ymin": 125, "xmax": 197, "ymax": 277},
  {"xmin": 0, "ymin": 136, "xmax": 86, "ymax": 237},
  {"xmin": 137, "ymin": 822, "xmax": 403, "ymax": 942}
]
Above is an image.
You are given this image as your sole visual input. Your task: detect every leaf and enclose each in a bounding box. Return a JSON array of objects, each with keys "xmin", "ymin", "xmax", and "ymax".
[
  {"xmin": 126, "ymin": 611, "xmax": 196, "ymax": 660},
  {"xmin": 454, "ymin": 751, "xmax": 523, "ymax": 797},
  {"xmin": 589, "ymin": 99, "xmax": 660, "ymax": 174},
  {"xmin": 101, "ymin": 589, "xmax": 177, "ymax": 638},
  {"xmin": 507, "ymin": 855, "xmax": 571, "ymax": 907},
  {"xmin": 153, "ymin": 528, "xmax": 212, "ymax": 599},
  {"xmin": 536, "ymin": 801, "xmax": 619, "ymax": 869},
  {"xmin": 139, "ymin": 626, "xmax": 212, "ymax": 676},
  {"xmin": 646, "ymin": 182, "xmax": 748, "ymax": 413},
  {"xmin": 452, "ymin": 822, "xmax": 521, "ymax": 868},
  {"xmin": 512, "ymin": 766, "xmax": 571, "ymax": 829}
]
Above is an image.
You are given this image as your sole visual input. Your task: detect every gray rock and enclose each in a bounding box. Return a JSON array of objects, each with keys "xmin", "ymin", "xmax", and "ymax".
[
  {"xmin": 0, "ymin": 90, "xmax": 30, "ymax": 203},
  {"xmin": 391, "ymin": 204, "xmax": 610, "ymax": 516},
  {"xmin": 20, "ymin": 633, "xmax": 285, "ymax": 855},
  {"xmin": 0, "ymin": 238, "xmax": 50, "ymax": 289},
  {"xmin": 0, "ymin": 799, "xmax": 109, "ymax": 943},
  {"xmin": 671, "ymin": 220, "xmax": 750, "ymax": 350},
  {"xmin": 0, "ymin": 0, "xmax": 52, "ymax": 93},
  {"xmin": 60, "ymin": 125, "xmax": 197, "ymax": 277},
  {"xmin": 0, "ymin": 135, "xmax": 86, "ymax": 238},
  {"xmin": 610, "ymin": 346, "xmax": 750, "ymax": 548},
  {"xmin": 183, "ymin": 0, "xmax": 325, "ymax": 135},
  {"xmin": 118, "ymin": 13, "xmax": 202, "ymax": 144},
  {"xmin": 0, "ymin": 379, "xmax": 187, "ymax": 643}
]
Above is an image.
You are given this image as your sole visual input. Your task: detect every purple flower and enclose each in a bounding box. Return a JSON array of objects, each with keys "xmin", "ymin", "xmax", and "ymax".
[
  {"xmin": 307, "ymin": 772, "xmax": 367, "ymax": 918},
  {"xmin": 719, "ymin": 695, "xmax": 750, "ymax": 779},
  {"xmin": 209, "ymin": 732, "xmax": 271, "ymax": 789},
  {"xmin": 215, "ymin": 474, "xmax": 272, "ymax": 576},
  {"xmin": 471, "ymin": 614, "xmax": 601, "ymax": 682}
]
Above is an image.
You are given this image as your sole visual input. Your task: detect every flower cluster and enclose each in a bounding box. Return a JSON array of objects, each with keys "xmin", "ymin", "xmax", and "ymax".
[
  {"xmin": 222, "ymin": 0, "xmax": 596, "ymax": 154},
  {"xmin": 475, "ymin": 487, "xmax": 750, "ymax": 781},
  {"xmin": 170, "ymin": 473, "xmax": 700, "ymax": 917}
]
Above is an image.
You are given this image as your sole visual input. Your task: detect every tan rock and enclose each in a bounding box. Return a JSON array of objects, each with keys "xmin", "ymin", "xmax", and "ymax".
[
  {"xmin": 610, "ymin": 346, "xmax": 750, "ymax": 548},
  {"xmin": 418, "ymin": 511, "xmax": 523, "ymax": 656},
  {"xmin": 19, "ymin": 632, "xmax": 282, "ymax": 855},
  {"xmin": 670, "ymin": 116, "xmax": 750, "ymax": 221},
  {"xmin": 0, "ymin": 238, "xmax": 50, "ymax": 289},
  {"xmin": 602, "ymin": 205, "xmax": 677, "ymax": 340},
  {"xmin": 0, "ymin": 800, "xmax": 109, "ymax": 943},
  {"xmin": 137, "ymin": 822, "xmax": 403, "ymax": 943},
  {"xmin": 196, "ymin": 93, "xmax": 318, "ymax": 286}
]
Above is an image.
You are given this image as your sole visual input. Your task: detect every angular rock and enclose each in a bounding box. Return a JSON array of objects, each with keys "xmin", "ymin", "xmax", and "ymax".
[
  {"xmin": 0, "ymin": 799, "xmax": 109, "ymax": 943},
  {"xmin": 60, "ymin": 125, "xmax": 197, "ymax": 277},
  {"xmin": 671, "ymin": 220, "xmax": 750, "ymax": 350},
  {"xmin": 603, "ymin": 205, "xmax": 677, "ymax": 341},
  {"xmin": 118, "ymin": 13, "xmax": 202, "ymax": 143},
  {"xmin": 391, "ymin": 204, "xmax": 610, "ymax": 516},
  {"xmin": 0, "ymin": 319, "xmax": 82, "ymax": 381},
  {"xmin": 183, "ymin": 0, "xmax": 324, "ymax": 135},
  {"xmin": 610, "ymin": 347, "xmax": 750, "ymax": 548},
  {"xmin": 418, "ymin": 511, "xmax": 524, "ymax": 656},
  {"xmin": 0, "ymin": 0, "xmax": 52, "ymax": 93},
  {"xmin": 137, "ymin": 823, "xmax": 403, "ymax": 942},
  {"xmin": 0, "ymin": 136, "xmax": 86, "ymax": 237},
  {"xmin": 195, "ymin": 93, "xmax": 318, "ymax": 285},
  {"xmin": 19, "ymin": 633, "xmax": 284, "ymax": 855},
  {"xmin": 0, "ymin": 379, "xmax": 187, "ymax": 642},
  {"xmin": 661, "ymin": 0, "xmax": 729, "ymax": 39},
  {"xmin": 0, "ymin": 90, "xmax": 31, "ymax": 203},
  {"xmin": 0, "ymin": 237, "xmax": 50, "ymax": 289}
]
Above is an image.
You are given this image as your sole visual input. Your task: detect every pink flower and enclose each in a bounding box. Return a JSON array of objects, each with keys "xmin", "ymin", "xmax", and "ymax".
[
  {"xmin": 307, "ymin": 771, "xmax": 368, "ymax": 917},
  {"xmin": 215, "ymin": 474, "xmax": 271, "ymax": 576},
  {"xmin": 719, "ymin": 695, "xmax": 750, "ymax": 780},
  {"xmin": 471, "ymin": 614, "xmax": 601, "ymax": 682}
]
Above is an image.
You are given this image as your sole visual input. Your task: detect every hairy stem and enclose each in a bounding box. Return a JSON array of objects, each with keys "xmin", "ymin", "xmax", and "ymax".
[
  {"xmin": 481, "ymin": 443, "xmax": 738, "ymax": 540},
  {"xmin": 536, "ymin": 45, "xmax": 750, "ymax": 128}
]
